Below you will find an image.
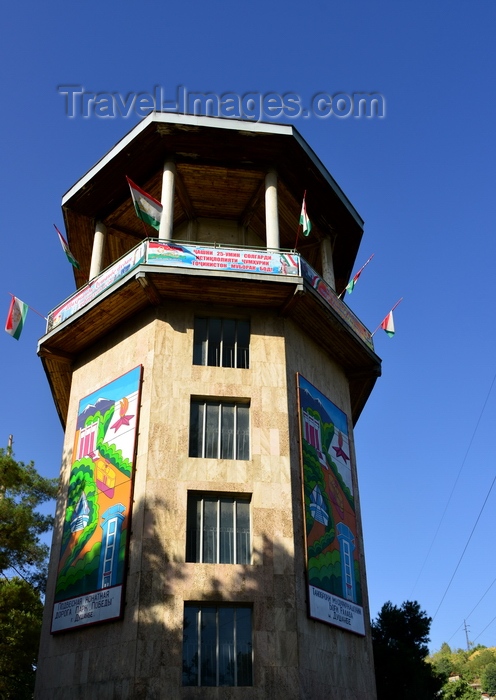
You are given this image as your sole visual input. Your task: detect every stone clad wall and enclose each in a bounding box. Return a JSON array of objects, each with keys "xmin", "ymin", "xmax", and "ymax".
[
  {"xmin": 36, "ymin": 302, "xmax": 377, "ymax": 700},
  {"xmin": 284, "ymin": 319, "xmax": 377, "ymax": 700},
  {"xmin": 35, "ymin": 310, "xmax": 157, "ymax": 700}
]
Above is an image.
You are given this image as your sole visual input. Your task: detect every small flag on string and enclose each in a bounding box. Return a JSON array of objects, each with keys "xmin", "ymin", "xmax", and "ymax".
[
  {"xmin": 372, "ymin": 298, "xmax": 403, "ymax": 338},
  {"xmin": 299, "ymin": 193, "xmax": 312, "ymax": 237},
  {"xmin": 127, "ymin": 177, "xmax": 162, "ymax": 231},
  {"xmin": 341, "ymin": 253, "xmax": 375, "ymax": 297},
  {"xmin": 54, "ymin": 225, "xmax": 80, "ymax": 269},
  {"xmin": 5, "ymin": 296, "xmax": 28, "ymax": 340},
  {"xmin": 380, "ymin": 310, "xmax": 395, "ymax": 337}
]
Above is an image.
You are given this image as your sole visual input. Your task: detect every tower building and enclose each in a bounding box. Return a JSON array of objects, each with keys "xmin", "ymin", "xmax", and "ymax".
[{"xmin": 35, "ymin": 114, "xmax": 381, "ymax": 699}]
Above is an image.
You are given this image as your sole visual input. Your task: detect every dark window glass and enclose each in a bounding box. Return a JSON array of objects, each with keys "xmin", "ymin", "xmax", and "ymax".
[
  {"xmin": 189, "ymin": 400, "xmax": 249, "ymax": 460},
  {"xmin": 193, "ymin": 318, "xmax": 250, "ymax": 368},
  {"xmin": 182, "ymin": 605, "xmax": 199, "ymax": 686},
  {"xmin": 193, "ymin": 317, "xmax": 208, "ymax": 365},
  {"xmin": 183, "ymin": 605, "xmax": 253, "ymax": 687},
  {"xmin": 186, "ymin": 494, "xmax": 251, "ymax": 565},
  {"xmin": 236, "ymin": 404, "xmax": 250, "ymax": 460}
]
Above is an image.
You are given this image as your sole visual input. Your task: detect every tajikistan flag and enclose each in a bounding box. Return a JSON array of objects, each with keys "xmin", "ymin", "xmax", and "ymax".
[
  {"xmin": 381, "ymin": 310, "xmax": 395, "ymax": 338},
  {"xmin": 5, "ymin": 296, "xmax": 28, "ymax": 340},
  {"xmin": 127, "ymin": 177, "xmax": 162, "ymax": 231},
  {"xmin": 299, "ymin": 195, "xmax": 312, "ymax": 237},
  {"xmin": 345, "ymin": 271, "xmax": 361, "ymax": 294},
  {"xmin": 54, "ymin": 225, "xmax": 80, "ymax": 269}
]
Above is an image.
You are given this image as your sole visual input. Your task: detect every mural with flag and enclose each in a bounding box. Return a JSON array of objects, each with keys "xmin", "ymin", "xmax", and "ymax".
[
  {"xmin": 297, "ymin": 374, "xmax": 365, "ymax": 635},
  {"xmin": 51, "ymin": 366, "xmax": 142, "ymax": 633}
]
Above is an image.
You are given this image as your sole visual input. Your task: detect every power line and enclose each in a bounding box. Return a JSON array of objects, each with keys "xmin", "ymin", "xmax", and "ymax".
[
  {"xmin": 448, "ymin": 576, "xmax": 496, "ymax": 643},
  {"xmin": 433, "ymin": 472, "xmax": 496, "ymax": 620},
  {"xmin": 410, "ymin": 371, "xmax": 496, "ymax": 597},
  {"xmin": 472, "ymin": 614, "xmax": 496, "ymax": 644}
]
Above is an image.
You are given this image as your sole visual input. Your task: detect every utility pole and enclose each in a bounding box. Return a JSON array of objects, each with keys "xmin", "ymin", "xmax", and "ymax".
[
  {"xmin": 464, "ymin": 620, "xmax": 472, "ymax": 651},
  {"xmin": 7, "ymin": 434, "xmax": 13, "ymax": 456}
]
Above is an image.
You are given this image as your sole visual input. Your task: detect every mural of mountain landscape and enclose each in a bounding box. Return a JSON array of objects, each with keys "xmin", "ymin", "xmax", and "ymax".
[
  {"xmin": 51, "ymin": 366, "xmax": 142, "ymax": 633},
  {"xmin": 297, "ymin": 374, "xmax": 365, "ymax": 635}
]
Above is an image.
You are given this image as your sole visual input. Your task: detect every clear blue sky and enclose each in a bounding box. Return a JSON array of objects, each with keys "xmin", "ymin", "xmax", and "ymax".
[{"xmin": 2, "ymin": 0, "xmax": 495, "ymax": 654}]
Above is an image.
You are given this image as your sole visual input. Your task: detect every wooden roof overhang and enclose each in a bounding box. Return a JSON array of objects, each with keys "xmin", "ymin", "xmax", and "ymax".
[
  {"xmin": 38, "ymin": 265, "xmax": 381, "ymax": 429},
  {"xmin": 61, "ymin": 114, "xmax": 364, "ymax": 295}
]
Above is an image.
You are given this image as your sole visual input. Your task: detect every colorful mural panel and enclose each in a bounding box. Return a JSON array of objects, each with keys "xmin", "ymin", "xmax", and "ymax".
[
  {"xmin": 51, "ymin": 366, "xmax": 142, "ymax": 633},
  {"xmin": 297, "ymin": 374, "xmax": 365, "ymax": 635}
]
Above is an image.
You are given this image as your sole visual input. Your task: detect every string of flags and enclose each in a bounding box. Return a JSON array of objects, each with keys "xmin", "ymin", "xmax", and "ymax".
[
  {"xmin": 296, "ymin": 192, "xmax": 401, "ymax": 339},
  {"xmin": 372, "ymin": 298, "xmax": 403, "ymax": 339},
  {"xmin": 339, "ymin": 253, "xmax": 375, "ymax": 298},
  {"xmin": 5, "ymin": 188, "xmax": 402, "ymax": 341},
  {"xmin": 4, "ymin": 294, "xmax": 46, "ymax": 341},
  {"xmin": 5, "ymin": 296, "xmax": 29, "ymax": 340}
]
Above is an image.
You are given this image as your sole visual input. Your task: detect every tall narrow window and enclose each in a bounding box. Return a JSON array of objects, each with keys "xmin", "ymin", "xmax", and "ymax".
[
  {"xmin": 182, "ymin": 605, "xmax": 253, "ymax": 687},
  {"xmin": 186, "ymin": 494, "xmax": 251, "ymax": 564},
  {"xmin": 193, "ymin": 317, "xmax": 250, "ymax": 368},
  {"xmin": 189, "ymin": 400, "xmax": 250, "ymax": 460}
]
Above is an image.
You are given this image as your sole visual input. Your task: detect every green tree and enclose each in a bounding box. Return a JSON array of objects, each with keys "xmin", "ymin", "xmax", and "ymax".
[
  {"xmin": 481, "ymin": 662, "xmax": 496, "ymax": 696},
  {"xmin": 430, "ymin": 641, "xmax": 454, "ymax": 678},
  {"xmin": 0, "ymin": 448, "xmax": 58, "ymax": 698},
  {"xmin": 0, "ymin": 448, "xmax": 58, "ymax": 588},
  {"xmin": 466, "ymin": 647, "xmax": 496, "ymax": 679},
  {"xmin": 372, "ymin": 600, "xmax": 445, "ymax": 700},
  {"xmin": 442, "ymin": 678, "xmax": 479, "ymax": 699},
  {"xmin": 0, "ymin": 577, "xmax": 43, "ymax": 699}
]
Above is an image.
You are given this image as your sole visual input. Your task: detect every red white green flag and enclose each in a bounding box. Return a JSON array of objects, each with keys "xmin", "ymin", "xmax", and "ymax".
[
  {"xmin": 54, "ymin": 225, "xmax": 80, "ymax": 269},
  {"xmin": 127, "ymin": 177, "xmax": 162, "ymax": 231},
  {"xmin": 299, "ymin": 194, "xmax": 312, "ymax": 237},
  {"xmin": 342, "ymin": 253, "xmax": 375, "ymax": 296},
  {"xmin": 345, "ymin": 271, "xmax": 361, "ymax": 295},
  {"xmin": 5, "ymin": 296, "xmax": 28, "ymax": 340},
  {"xmin": 381, "ymin": 311, "xmax": 395, "ymax": 337}
]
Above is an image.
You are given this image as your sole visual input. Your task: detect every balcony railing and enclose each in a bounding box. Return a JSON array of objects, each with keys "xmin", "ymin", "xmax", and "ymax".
[{"xmin": 45, "ymin": 239, "xmax": 373, "ymax": 350}]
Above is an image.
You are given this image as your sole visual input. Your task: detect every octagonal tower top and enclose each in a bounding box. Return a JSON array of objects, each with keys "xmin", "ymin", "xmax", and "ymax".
[{"xmin": 62, "ymin": 113, "xmax": 364, "ymax": 294}]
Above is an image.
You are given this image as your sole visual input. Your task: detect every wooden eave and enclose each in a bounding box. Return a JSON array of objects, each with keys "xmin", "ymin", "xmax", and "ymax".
[
  {"xmin": 38, "ymin": 266, "xmax": 381, "ymax": 429},
  {"xmin": 61, "ymin": 115, "xmax": 364, "ymax": 295}
]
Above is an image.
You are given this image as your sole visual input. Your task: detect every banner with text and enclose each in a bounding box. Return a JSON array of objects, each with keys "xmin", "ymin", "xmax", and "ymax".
[{"xmin": 146, "ymin": 241, "xmax": 300, "ymax": 276}]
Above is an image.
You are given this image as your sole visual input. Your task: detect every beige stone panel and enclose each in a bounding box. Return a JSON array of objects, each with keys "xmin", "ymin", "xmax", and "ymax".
[
  {"xmin": 255, "ymin": 360, "xmax": 286, "ymax": 389},
  {"xmin": 226, "ymin": 459, "xmax": 248, "ymax": 483},
  {"xmin": 251, "ymin": 426, "xmax": 261, "ymax": 456},
  {"xmin": 269, "ymin": 428, "xmax": 280, "ymax": 456},
  {"xmin": 277, "ymin": 459, "xmax": 292, "ymax": 484},
  {"xmin": 251, "ymin": 333, "xmax": 268, "ymax": 362},
  {"xmin": 273, "ymin": 537, "xmax": 295, "ymax": 575},
  {"xmin": 176, "ymin": 457, "xmax": 199, "ymax": 481},
  {"xmin": 260, "ymin": 389, "xmax": 287, "ymax": 418},
  {"xmin": 258, "ymin": 427, "xmax": 271, "ymax": 456},
  {"xmin": 275, "ymin": 630, "xmax": 298, "ymax": 667}
]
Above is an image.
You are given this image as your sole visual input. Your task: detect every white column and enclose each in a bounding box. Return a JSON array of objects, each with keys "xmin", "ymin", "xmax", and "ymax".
[
  {"xmin": 89, "ymin": 220, "xmax": 107, "ymax": 280},
  {"xmin": 158, "ymin": 159, "xmax": 176, "ymax": 240},
  {"xmin": 265, "ymin": 169, "xmax": 279, "ymax": 250}
]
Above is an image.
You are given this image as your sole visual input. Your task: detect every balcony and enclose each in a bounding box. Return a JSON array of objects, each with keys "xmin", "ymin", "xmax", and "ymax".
[{"xmin": 38, "ymin": 240, "xmax": 381, "ymax": 427}]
